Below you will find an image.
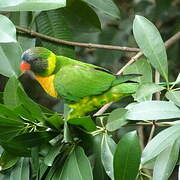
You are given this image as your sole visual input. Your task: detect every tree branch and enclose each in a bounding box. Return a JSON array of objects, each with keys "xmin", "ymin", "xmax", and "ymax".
[
  {"xmin": 165, "ymin": 31, "xmax": 180, "ymax": 48},
  {"xmin": 94, "ymin": 31, "xmax": 180, "ymax": 116},
  {"xmin": 116, "ymin": 51, "xmax": 143, "ymax": 75},
  {"xmin": 15, "ymin": 25, "xmax": 140, "ymax": 52}
]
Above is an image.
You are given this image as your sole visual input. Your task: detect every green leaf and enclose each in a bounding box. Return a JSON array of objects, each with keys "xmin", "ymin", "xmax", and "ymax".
[
  {"xmin": 142, "ymin": 157, "xmax": 156, "ymax": 170},
  {"xmin": 7, "ymin": 132, "xmax": 58, "ymax": 148},
  {"xmin": 63, "ymin": 122, "xmax": 72, "ymax": 143},
  {"xmin": 3, "ymin": 76, "xmax": 21, "ymax": 108},
  {"xmin": 0, "ymin": 43, "xmax": 22, "ymax": 77},
  {"xmin": 45, "ymin": 154, "xmax": 65, "ymax": 180},
  {"xmin": 36, "ymin": 9, "xmax": 75, "ymax": 58},
  {"xmin": 106, "ymin": 108, "xmax": 128, "ymax": 131},
  {"xmin": 10, "ymin": 12, "xmax": 36, "ymax": 51},
  {"xmin": 13, "ymin": 105, "xmax": 35, "ymax": 121},
  {"xmin": 141, "ymin": 125, "xmax": 180, "ymax": 164},
  {"xmin": 0, "ymin": 15, "xmax": 16, "ymax": 43},
  {"xmin": 37, "ymin": 162, "xmax": 48, "ymax": 180},
  {"xmin": 0, "ymin": 0, "xmax": 66, "ymax": 11},
  {"xmin": 31, "ymin": 147, "xmax": 39, "ymax": 177},
  {"xmin": 0, "ymin": 0, "xmax": 23, "ymax": 7},
  {"xmin": 0, "ymin": 128, "xmax": 22, "ymax": 142},
  {"xmin": 17, "ymin": 87, "xmax": 45, "ymax": 122},
  {"xmin": 1, "ymin": 142, "xmax": 30, "ymax": 157},
  {"xmin": 133, "ymin": 15, "xmax": 168, "ymax": 82},
  {"xmin": 101, "ymin": 134, "xmax": 116, "ymax": 179},
  {"xmin": 0, "ymin": 104, "xmax": 19, "ymax": 119},
  {"xmin": 166, "ymin": 91, "xmax": 180, "ymax": 107},
  {"xmin": 46, "ymin": 113, "xmax": 64, "ymax": 129},
  {"xmin": 0, "ymin": 151, "xmax": 20, "ymax": 170},
  {"xmin": 39, "ymin": 104, "xmax": 54, "ymax": 114},
  {"xmin": 62, "ymin": 0, "xmax": 101, "ymax": 33},
  {"xmin": 127, "ymin": 101, "xmax": 180, "ymax": 120},
  {"xmin": 44, "ymin": 145, "xmax": 62, "ymax": 166},
  {"xmin": 68, "ymin": 116, "xmax": 96, "ymax": 131},
  {"xmin": 82, "ymin": 0, "xmax": 120, "ymax": 19},
  {"xmin": 114, "ymin": 131, "xmax": 141, "ymax": 180},
  {"xmin": 0, "ymin": 116, "xmax": 25, "ymax": 141},
  {"xmin": 0, "ymin": 172, "xmax": 10, "ymax": 179},
  {"xmin": 59, "ymin": 146, "xmax": 93, "ymax": 180},
  {"xmin": 0, "ymin": 116, "xmax": 24, "ymax": 127},
  {"xmin": 9, "ymin": 158, "xmax": 30, "ymax": 180},
  {"xmin": 152, "ymin": 140, "xmax": 180, "ymax": 180},
  {"xmin": 92, "ymin": 134, "xmax": 109, "ymax": 180},
  {"xmin": 134, "ymin": 83, "xmax": 165, "ymax": 102},
  {"xmin": 171, "ymin": 73, "xmax": 180, "ymax": 88},
  {"xmin": 124, "ymin": 58, "xmax": 152, "ymax": 84}
]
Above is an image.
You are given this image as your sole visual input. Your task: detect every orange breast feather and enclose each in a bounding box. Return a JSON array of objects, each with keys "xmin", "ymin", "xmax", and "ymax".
[{"xmin": 35, "ymin": 75, "xmax": 58, "ymax": 98}]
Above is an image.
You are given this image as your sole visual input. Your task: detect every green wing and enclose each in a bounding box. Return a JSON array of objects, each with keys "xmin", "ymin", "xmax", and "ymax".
[{"xmin": 54, "ymin": 65, "xmax": 116, "ymax": 102}]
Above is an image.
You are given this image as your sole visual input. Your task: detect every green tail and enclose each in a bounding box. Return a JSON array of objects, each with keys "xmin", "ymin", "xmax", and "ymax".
[{"xmin": 68, "ymin": 83, "xmax": 138, "ymax": 119}]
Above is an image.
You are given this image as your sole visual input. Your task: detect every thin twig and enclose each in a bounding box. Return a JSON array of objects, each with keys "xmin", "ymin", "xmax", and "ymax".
[
  {"xmin": 155, "ymin": 71, "xmax": 160, "ymax": 100},
  {"xmin": 93, "ymin": 102, "xmax": 113, "ymax": 116},
  {"xmin": 15, "ymin": 25, "xmax": 140, "ymax": 52},
  {"xmin": 138, "ymin": 126, "xmax": 145, "ymax": 150},
  {"xmin": 125, "ymin": 122, "xmax": 173, "ymax": 127},
  {"xmin": 94, "ymin": 31, "xmax": 180, "ymax": 116},
  {"xmin": 148, "ymin": 71, "xmax": 161, "ymax": 142},
  {"xmin": 147, "ymin": 121, "xmax": 156, "ymax": 142},
  {"xmin": 148, "ymin": 71, "xmax": 160, "ymax": 142},
  {"xmin": 116, "ymin": 51, "xmax": 143, "ymax": 75},
  {"xmin": 165, "ymin": 31, "xmax": 180, "ymax": 48}
]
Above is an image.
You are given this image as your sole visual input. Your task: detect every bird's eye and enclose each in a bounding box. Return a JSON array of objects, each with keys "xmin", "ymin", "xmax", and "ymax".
[
  {"xmin": 27, "ymin": 57, "xmax": 38, "ymax": 62},
  {"xmin": 29, "ymin": 58, "xmax": 48, "ymax": 74}
]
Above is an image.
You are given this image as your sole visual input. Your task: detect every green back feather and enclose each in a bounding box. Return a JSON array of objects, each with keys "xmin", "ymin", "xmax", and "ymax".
[{"xmin": 54, "ymin": 56, "xmax": 140, "ymax": 102}]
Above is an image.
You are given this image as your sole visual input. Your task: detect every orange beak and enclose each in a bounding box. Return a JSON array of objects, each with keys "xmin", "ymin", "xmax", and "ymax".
[{"xmin": 20, "ymin": 61, "xmax": 31, "ymax": 72}]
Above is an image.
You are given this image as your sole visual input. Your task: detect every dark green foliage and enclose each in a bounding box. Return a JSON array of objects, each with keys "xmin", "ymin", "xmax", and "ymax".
[
  {"xmin": 114, "ymin": 131, "xmax": 141, "ymax": 180},
  {"xmin": 36, "ymin": 9, "xmax": 75, "ymax": 58},
  {"xmin": 0, "ymin": 1, "xmax": 179, "ymax": 180}
]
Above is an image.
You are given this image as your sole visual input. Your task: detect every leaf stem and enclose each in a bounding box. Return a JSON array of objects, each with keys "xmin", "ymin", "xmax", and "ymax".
[
  {"xmin": 155, "ymin": 71, "xmax": 161, "ymax": 99},
  {"xmin": 172, "ymin": 87, "xmax": 180, "ymax": 91},
  {"xmin": 140, "ymin": 171, "xmax": 152, "ymax": 179},
  {"xmin": 147, "ymin": 121, "xmax": 156, "ymax": 143}
]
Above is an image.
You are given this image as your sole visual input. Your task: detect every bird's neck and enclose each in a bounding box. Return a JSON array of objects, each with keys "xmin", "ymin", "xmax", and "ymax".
[
  {"xmin": 53, "ymin": 56, "xmax": 68, "ymax": 73},
  {"xmin": 54, "ymin": 56, "xmax": 83, "ymax": 73}
]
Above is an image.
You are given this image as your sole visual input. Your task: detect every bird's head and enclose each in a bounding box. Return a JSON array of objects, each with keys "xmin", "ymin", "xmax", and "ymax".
[{"xmin": 20, "ymin": 47, "xmax": 56, "ymax": 76}]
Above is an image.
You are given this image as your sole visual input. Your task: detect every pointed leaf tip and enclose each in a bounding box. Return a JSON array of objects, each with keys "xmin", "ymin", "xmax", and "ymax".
[
  {"xmin": 133, "ymin": 15, "xmax": 168, "ymax": 82},
  {"xmin": 135, "ymin": 15, "xmax": 140, "ymax": 19}
]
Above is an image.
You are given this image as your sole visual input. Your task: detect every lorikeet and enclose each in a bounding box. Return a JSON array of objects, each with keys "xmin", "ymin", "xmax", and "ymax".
[{"xmin": 20, "ymin": 47, "xmax": 140, "ymax": 119}]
